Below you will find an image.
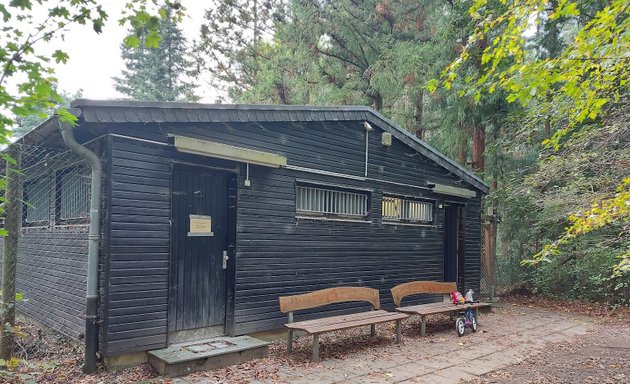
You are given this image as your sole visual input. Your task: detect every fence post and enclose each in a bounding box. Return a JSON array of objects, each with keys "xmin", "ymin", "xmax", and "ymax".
[
  {"xmin": 1, "ymin": 146, "xmax": 21, "ymax": 359},
  {"xmin": 481, "ymin": 205, "xmax": 497, "ymax": 301}
]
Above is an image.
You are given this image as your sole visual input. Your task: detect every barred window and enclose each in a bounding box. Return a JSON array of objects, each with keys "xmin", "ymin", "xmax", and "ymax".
[
  {"xmin": 382, "ymin": 195, "xmax": 433, "ymax": 223},
  {"xmin": 23, "ymin": 177, "xmax": 50, "ymax": 224},
  {"xmin": 296, "ymin": 185, "xmax": 369, "ymax": 219},
  {"xmin": 57, "ymin": 168, "xmax": 90, "ymax": 221}
]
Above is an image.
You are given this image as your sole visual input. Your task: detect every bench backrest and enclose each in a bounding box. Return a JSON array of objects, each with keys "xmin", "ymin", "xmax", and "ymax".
[
  {"xmin": 391, "ymin": 281, "xmax": 456, "ymax": 307},
  {"xmin": 279, "ymin": 286, "xmax": 380, "ymax": 313}
]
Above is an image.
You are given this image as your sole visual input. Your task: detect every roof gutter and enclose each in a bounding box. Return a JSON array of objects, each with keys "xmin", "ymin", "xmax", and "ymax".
[{"xmin": 58, "ymin": 113, "xmax": 101, "ymax": 374}]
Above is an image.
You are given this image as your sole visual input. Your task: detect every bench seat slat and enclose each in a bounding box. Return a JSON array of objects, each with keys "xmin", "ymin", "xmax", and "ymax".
[
  {"xmin": 306, "ymin": 313, "xmax": 408, "ymax": 334},
  {"xmin": 286, "ymin": 309, "xmax": 390, "ymax": 328},
  {"xmin": 286, "ymin": 310, "xmax": 408, "ymax": 334},
  {"xmin": 397, "ymin": 302, "xmax": 491, "ymax": 316}
]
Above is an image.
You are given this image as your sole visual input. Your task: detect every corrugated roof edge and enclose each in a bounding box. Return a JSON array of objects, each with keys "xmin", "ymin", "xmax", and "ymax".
[{"xmin": 70, "ymin": 99, "xmax": 489, "ymax": 193}]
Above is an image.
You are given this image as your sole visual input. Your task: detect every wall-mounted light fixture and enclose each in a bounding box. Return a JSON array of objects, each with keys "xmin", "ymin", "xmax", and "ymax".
[{"xmin": 381, "ymin": 132, "xmax": 392, "ymax": 146}]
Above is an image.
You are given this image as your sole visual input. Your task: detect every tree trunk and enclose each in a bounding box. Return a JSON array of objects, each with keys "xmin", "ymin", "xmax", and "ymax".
[
  {"xmin": 472, "ymin": 124, "xmax": 485, "ymax": 174},
  {"xmin": 501, "ymin": 216, "xmax": 510, "ymax": 284},
  {"xmin": 480, "ymin": 121, "xmax": 495, "ymax": 299},
  {"xmin": 414, "ymin": 89, "xmax": 424, "ymax": 140},
  {"xmin": 456, "ymin": 143, "xmax": 466, "ymax": 165},
  {"xmin": 372, "ymin": 92, "xmax": 383, "ymax": 111},
  {"xmin": 1, "ymin": 147, "xmax": 21, "ymax": 359}
]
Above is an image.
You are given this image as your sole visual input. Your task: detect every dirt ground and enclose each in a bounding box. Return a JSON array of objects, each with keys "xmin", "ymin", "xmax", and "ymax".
[
  {"xmin": 465, "ymin": 296, "xmax": 629, "ymax": 384},
  {"xmin": 0, "ymin": 295, "xmax": 627, "ymax": 384},
  {"xmin": 465, "ymin": 323, "xmax": 629, "ymax": 384}
]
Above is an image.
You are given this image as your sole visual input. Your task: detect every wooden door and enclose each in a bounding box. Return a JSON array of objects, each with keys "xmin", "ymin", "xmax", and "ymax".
[
  {"xmin": 444, "ymin": 205, "xmax": 466, "ymax": 291},
  {"xmin": 169, "ymin": 166, "xmax": 229, "ymax": 332}
]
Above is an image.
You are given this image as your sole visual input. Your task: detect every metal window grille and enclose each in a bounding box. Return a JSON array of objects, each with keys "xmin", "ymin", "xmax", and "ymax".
[
  {"xmin": 58, "ymin": 168, "xmax": 91, "ymax": 220},
  {"xmin": 382, "ymin": 196, "xmax": 433, "ymax": 222},
  {"xmin": 23, "ymin": 177, "xmax": 50, "ymax": 223},
  {"xmin": 296, "ymin": 185, "xmax": 368, "ymax": 217}
]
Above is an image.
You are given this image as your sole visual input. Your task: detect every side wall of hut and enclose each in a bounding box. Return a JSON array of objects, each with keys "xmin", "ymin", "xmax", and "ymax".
[
  {"xmin": 101, "ymin": 119, "xmax": 482, "ymax": 355},
  {"xmin": 0, "ymin": 142, "xmax": 99, "ymax": 339}
]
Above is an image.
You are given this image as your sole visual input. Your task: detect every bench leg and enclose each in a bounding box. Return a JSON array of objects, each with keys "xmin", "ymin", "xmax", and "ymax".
[
  {"xmin": 421, "ymin": 315, "xmax": 427, "ymax": 337},
  {"xmin": 287, "ymin": 329, "xmax": 293, "ymax": 354},
  {"xmin": 312, "ymin": 333, "xmax": 320, "ymax": 363},
  {"xmin": 395, "ymin": 319, "xmax": 402, "ymax": 344},
  {"xmin": 370, "ymin": 324, "xmax": 376, "ymax": 337}
]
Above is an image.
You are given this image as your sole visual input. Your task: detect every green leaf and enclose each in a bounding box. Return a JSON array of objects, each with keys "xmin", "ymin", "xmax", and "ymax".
[
  {"xmin": 0, "ymin": 4, "xmax": 11, "ymax": 22},
  {"xmin": 9, "ymin": 0, "xmax": 32, "ymax": 10},
  {"xmin": 52, "ymin": 50, "xmax": 69, "ymax": 64},
  {"xmin": 123, "ymin": 35, "xmax": 140, "ymax": 48},
  {"xmin": 145, "ymin": 32, "xmax": 160, "ymax": 48},
  {"xmin": 93, "ymin": 18, "xmax": 104, "ymax": 34}
]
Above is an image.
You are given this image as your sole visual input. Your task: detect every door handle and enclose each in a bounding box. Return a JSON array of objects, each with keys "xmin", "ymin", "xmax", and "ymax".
[{"xmin": 222, "ymin": 250, "xmax": 229, "ymax": 269}]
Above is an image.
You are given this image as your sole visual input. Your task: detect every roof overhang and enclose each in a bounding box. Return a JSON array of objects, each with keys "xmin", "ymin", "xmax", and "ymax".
[
  {"xmin": 66, "ymin": 99, "xmax": 490, "ymax": 194},
  {"xmin": 172, "ymin": 135, "xmax": 287, "ymax": 168}
]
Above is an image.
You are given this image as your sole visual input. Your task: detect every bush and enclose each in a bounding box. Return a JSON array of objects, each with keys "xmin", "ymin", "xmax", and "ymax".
[{"xmin": 531, "ymin": 232, "xmax": 629, "ymax": 306}]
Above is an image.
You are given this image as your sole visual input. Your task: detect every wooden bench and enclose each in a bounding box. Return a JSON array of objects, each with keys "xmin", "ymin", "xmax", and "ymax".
[
  {"xmin": 391, "ymin": 281, "xmax": 491, "ymax": 336},
  {"xmin": 279, "ymin": 287, "xmax": 409, "ymax": 362}
]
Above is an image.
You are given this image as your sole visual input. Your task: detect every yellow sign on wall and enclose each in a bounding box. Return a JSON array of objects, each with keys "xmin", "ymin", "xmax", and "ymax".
[{"xmin": 188, "ymin": 215, "xmax": 213, "ymax": 237}]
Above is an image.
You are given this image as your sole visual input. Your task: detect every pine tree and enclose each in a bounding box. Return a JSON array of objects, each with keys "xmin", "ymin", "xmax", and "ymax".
[
  {"xmin": 114, "ymin": 7, "xmax": 198, "ymax": 102},
  {"xmin": 196, "ymin": 0, "xmax": 288, "ymax": 101}
]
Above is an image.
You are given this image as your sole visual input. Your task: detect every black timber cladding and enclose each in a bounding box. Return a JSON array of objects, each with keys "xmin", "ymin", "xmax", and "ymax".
[
  {"xmin": 72, "ymin": 100, "xmax": 487, "ymax": 355},
  {"xmin": 0, "ymin": 228, "xmax": 88, "ymax": 339},
  {"xmin": 104, "ymin": 136, "xmax": 172, "ymax": 355}
]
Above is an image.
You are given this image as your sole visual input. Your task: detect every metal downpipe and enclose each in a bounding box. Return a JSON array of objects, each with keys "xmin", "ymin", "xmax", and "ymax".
[{"xmin": 58, "ymin": 117, "xmax": 102, "ymax": 374}]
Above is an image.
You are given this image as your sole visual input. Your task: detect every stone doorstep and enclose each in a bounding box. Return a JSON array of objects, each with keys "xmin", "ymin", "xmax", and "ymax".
[{"xmin": 148, "ymin": 335, "xmax": 269, "ymax": 377}]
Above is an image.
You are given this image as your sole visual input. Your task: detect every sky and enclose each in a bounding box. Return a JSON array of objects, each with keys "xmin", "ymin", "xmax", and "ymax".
[{"xmin": 49, "ymin": 1, "xmax": 216, "ymax": 102}]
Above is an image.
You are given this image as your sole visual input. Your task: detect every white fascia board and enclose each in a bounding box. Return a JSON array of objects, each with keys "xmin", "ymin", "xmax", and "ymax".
[
  {"xmin": 173, "ymin": 135, "xmax": 287, "ymax": 168},
  {"xmin": 432, "ymin": 183, "xmax": 477, "ymax": 199}
]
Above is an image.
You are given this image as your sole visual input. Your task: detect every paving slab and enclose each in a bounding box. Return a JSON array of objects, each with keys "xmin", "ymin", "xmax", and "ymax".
[
  {"xmin": 379, "ymin": 363, "xmax": 434, "ymax": 383},
  {"xmin": 434, "ymin": 367, "xmax": 476, "ymax": 382},
  {"xmin": 178, "ymin": 303, "xmax": 597, "ymax": 384},
  {"xmin": 414, "ymin": 355, "xmax": 454, "ymax": 371}
]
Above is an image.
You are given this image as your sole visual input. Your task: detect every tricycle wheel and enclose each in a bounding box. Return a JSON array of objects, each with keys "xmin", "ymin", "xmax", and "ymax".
[
  {"xmin": 455, "ymin": 317, "xmax": 466, "ymax": 337},
  {"xmin": 471, "ymin": 314, "xmax": 478, "ymax": 332}
]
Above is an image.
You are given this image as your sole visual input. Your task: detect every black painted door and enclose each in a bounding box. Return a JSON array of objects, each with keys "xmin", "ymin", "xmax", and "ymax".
[
  {"xmin": 170, "ymin": 166, "xmax": 228, "ymax": 331},
  {"xmin": 444, "ymin": 205, "xmax": 466, "ymax": 291}
]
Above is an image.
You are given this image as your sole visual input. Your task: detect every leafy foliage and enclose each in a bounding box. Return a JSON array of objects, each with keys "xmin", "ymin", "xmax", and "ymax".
[
  {"xmin": 435, "ymin": 0, "xmax": 629, "ymax": 145},
  {"xmin": 436, "ymin": 0, "xmax": 630, "ymax": 300},
  {"xmin": 0, "ymin": 0, "xmax": 109, "ymax": 143},
  {"xmin": 12, "ymin": 89, "xmax": 83, "ymax": 139}
]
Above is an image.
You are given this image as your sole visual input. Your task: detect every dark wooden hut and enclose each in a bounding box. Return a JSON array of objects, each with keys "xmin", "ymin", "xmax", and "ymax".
[{"xmin": 1, "ymin": 100, "xmax": 488, "ymax": 365}]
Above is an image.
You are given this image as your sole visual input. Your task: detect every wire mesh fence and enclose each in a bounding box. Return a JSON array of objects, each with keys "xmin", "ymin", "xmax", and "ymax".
[
  {"xmin": 496, "ymin": 251, "xmax": 529, "ymax": 291},
  {"xmin": 1, "ymin": 142, "xmax": 91, "ymax": 340}
]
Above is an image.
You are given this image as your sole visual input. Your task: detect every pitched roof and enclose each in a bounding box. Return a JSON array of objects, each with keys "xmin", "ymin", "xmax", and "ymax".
[{"xmin": 69, "ymin": 99, "xmax": 489, "ymax": 193}]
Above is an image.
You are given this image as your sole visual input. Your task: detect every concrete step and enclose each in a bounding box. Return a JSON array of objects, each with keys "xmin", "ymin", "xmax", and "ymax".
[{"xmin": 148, "ymin": 335, "xmax": 269, "ymax": 377}]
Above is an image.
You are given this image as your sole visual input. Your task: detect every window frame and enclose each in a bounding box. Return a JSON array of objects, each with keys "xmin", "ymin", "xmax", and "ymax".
[
  {"xmin": 381, "ymin": 194, "xmax": 435, "ymax": 225},
  {"xmin": 22, "ymin": 176, "xmax": 51, "ymax": 227},
  {"xmin": 55, "ymin": 167, "xmax": 91, "ymax": 225},
  {"xmin": 295, "ymin": 182, "xmax": 371, "ymax": 221}
]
